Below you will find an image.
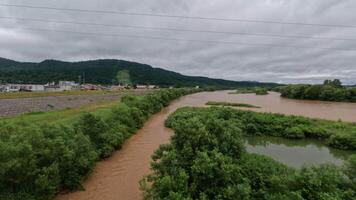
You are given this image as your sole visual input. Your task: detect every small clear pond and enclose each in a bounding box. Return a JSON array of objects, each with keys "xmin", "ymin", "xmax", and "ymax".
[{"xmin": 245, "ymin": 136, "xmax": 354, "ymax": 168}]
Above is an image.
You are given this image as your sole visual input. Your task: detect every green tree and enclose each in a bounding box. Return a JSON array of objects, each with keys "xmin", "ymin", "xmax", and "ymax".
[{"xmin": 116, "ymin": 70, "xmax": 132, "ymax": 85}]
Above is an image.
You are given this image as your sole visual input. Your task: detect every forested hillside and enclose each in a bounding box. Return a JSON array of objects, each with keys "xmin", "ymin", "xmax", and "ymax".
[{"xmin": 0, "ymin": 57, "xmax": 277, "ymax": 88}]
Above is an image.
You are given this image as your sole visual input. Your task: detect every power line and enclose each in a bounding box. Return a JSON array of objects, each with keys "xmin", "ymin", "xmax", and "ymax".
[
  {"xmin": 1, "ymin": 16, "xmax": 355, "ymax": 42},
  {"xmin": 0, "ymin": 3, "xmax": 356, "ymax": 28},
  {"xmin": 3, "ymin": 25, "xmax": 355, "ymax": 52}
]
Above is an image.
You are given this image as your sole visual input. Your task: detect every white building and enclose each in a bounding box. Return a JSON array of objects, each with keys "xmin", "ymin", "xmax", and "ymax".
[
  {"xmin": 135, "ymin": 84, "xmax": 158, "ymax": 89},
  {"xmin": 44, "ymin": 81, "xmax": 79, "ymax": 92},
  {"xmin": 148, "ymin": 85, "xmax": 159, "ymax": 89},
  {"xmin": 58, "ymin": 81, "xmax": 79, "ymax": 91},
  {"xmin": 44, "ymin": 85, "xmax": 62, "ymax": 92},
  {"xmin": 0, "ymin": 84, "xmax": 45, "ymax": 92},
  {"xmin": 135, "ymin": 85, "xmax": 148, "ymax": 89}
]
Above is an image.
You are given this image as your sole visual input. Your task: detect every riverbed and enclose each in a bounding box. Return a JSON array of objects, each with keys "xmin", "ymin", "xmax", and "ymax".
[{"xmin": 55, "ymin": 90, "xmax": 356, "ymax": 200}]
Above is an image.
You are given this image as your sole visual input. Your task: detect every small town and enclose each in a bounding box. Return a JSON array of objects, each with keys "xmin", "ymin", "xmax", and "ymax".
[{"xmin": 0, "ymin": 81, "xmax": 159, "ymax": 93}]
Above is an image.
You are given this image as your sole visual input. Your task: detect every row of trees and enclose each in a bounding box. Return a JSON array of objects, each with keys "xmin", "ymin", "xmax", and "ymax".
[
  {"xmin": 142, "ymin": 107, "xmax": 356, "ymax": 199},
  {"xmin": 0, "ymin": 88, "xmax": 199, "ymax": 200},
  {"xmin": 278, "ymin": 79, "xmax": 356, "ymax": 102}
]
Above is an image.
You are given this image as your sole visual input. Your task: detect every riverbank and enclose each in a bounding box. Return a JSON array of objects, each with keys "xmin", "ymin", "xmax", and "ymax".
[
  {"xmin": 53, "ymin": 90, "xmax": 356, "ymax": 200},
  {"xmin": 0, "ymin": 89, "xmax": 198, "ymax": 200}
]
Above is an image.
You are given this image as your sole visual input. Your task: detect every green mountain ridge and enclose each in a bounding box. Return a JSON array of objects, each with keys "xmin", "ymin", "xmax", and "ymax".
[{"xmin": 0, "ymin": 57, "xmax": 277, "ymax": 88}]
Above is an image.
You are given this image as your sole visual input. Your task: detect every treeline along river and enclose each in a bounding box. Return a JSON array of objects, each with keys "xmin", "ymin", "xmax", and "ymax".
[{"xmin": 0, "ymin": 88, "xmax": 199, "ymax": 200}]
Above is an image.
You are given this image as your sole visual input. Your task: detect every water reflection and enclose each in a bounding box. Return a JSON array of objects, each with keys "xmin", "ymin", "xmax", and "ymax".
[{"xmin": 245, "ymin": 136, "xmax": 354, "ymax": 168}]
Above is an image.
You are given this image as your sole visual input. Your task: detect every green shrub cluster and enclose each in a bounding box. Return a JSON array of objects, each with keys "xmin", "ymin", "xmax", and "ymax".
[
  {"xmin": 234, "ymin": 110, "xmax": 356, "ymax": 150},
  {"xmin": 231, "ymin": 87, "xmax": 269, "ymax": 95},
  {"xmin": 0, "ymin": 88, "xmax": 198, "ymax": 200},
  {"xmin": 278, "ymin": 79, "xmax": 356, "ymax": 102},
  {"xmin": 167, "ymin": 107, "xmax": 356, "ymax": 150},
  {"xmin": 143, "ymin": 107, "xmax": 356, "ymax": 199},
  {"xmin": 254, "ymin": 88, "xmax": 269, "ymax": 95}
]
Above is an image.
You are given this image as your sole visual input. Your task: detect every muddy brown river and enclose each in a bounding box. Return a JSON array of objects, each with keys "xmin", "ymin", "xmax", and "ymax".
[{"xmin": 55, "ymin": 91, "xmax": 356, "ymax": 200}]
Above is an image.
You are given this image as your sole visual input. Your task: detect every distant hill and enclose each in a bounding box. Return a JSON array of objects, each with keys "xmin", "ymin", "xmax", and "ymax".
[{"xmin": 0, "ymin": 57, "xmax": 278, "ymax": 88}]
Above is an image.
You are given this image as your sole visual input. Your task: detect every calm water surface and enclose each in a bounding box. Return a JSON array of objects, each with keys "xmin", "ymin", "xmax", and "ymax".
[
  {"xmin": 245, "ymin": 136, "xmax": 353, "ymax": 168},
  {"xmin": 56, "ymin": 91, "xmax": 356, "ymax": 200}
]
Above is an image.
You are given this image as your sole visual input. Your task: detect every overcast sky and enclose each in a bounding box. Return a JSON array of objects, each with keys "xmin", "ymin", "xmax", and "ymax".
[{"xmin": 0, "ymin": 0, "xmax": 356, "ymax": 84}]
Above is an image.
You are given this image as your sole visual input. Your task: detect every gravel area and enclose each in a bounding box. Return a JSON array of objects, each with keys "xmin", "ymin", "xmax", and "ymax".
[{"xmin": 0, "ymin": 91, "xmax": 147, "ymax": 117}]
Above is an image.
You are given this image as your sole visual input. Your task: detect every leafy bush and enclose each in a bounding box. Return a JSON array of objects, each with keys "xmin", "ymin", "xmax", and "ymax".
[
  {"xmin": 285, "ymin": 126, "xmax": 305, "ymax": 139},
  {"xmin": 0, "ymin": 123, "xmax": 97, "ymax": 199},
  {"xmin": 328, "ymin": 134, "xmax": 356, "ymax": 150}
]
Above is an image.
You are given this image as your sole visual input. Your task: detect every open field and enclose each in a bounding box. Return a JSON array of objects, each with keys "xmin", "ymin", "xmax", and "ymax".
[
  {"xmin": 0, "ymin": 90, "xmax": 120, "ymax": 99},
  {"xmin": 0, "ymin": 90, "xmax": 151, "ymax": 117},
  {"xmin": 0, "ymin": 100, "xmax": 119, "ymax": 125}
]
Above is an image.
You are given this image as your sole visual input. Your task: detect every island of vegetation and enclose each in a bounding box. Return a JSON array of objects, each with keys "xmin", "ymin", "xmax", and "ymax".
[
  {"xmin": 142, "ymin": 107, "xmax": 356, "ymax": 199},
  {"xmin": 206, "ymin": 101, "xmax": 260, "ymax": 108},
  {"xmin": 230, "ymin": 87, "xmax": 269, "ymax": 95},
  {"xmin": 0, "ymin": 88, "xmax": 200, "ymax": 200},
  {"xmin": 277, "ymin": 79, "xmax": 356, "ymax": 102}
]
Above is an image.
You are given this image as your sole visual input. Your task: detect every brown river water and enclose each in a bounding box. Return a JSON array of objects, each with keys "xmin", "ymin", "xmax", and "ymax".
[{"xmin": 55, "ymin": 91, "xmax": 356, "ymax": 200}]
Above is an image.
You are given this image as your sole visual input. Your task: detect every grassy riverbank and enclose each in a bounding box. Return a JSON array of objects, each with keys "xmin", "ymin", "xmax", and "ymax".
[
  {"xmin": 142, "ymin": 107, "xmax": 356, "ymax": 199},
  {"xmin": 0, "ymin": 88, "xmax": 199, "ymax": 200}
]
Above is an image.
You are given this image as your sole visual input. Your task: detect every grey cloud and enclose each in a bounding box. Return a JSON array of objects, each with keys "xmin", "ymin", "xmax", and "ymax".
[{"xmin": 0, "ymin": 0, "xmax": 356, "ymax": 84}]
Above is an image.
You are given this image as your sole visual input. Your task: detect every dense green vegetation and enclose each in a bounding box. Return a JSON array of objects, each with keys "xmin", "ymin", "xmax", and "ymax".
[
  {"xmin": 206, "ymin": 101, "xmax": 260, "ymax": 108},
  {"xmin": 230, "ymin": 87, "xmax": 269, "ymax": 95},
  {"xmin": 0, "ymin": 88, "xmax": 198, "ymax": 200},
  {"xmin": 167, "ymin": 107, "xmax": 356, "ymax": 150},
  {"xmin": 278, "ymin": 79, "xmax": 356, "ymax": 102},
  {"xmin": 255, "ymin": 88, "xmax": 269, "ymax": 95},
  {"xmin": 142, "ymin": 107, "xmax": 356, "ymax": 199},
  {"xmin": 0, "ymin": 57, "xmax": 278, "ymax": 88}
]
